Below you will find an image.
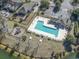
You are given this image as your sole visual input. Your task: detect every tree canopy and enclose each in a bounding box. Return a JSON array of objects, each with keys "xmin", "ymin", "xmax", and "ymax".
[
  {"xmin": 66, "ymin": 34, "xmax": 75, "ymax": 43},
  {"xmin": 70, "ymin": 8, "xmax": 79, "ymax": 22},
  {"xmin": 72, "ymin": 0, "xmax": 79, "ymax": 4},
  {"xmin": 53, "ymin": 0, "xmax": 62, "ymax": 13},
  {"xmin": 39, "ymin": 0, "xmax": 49, "ymax": 11},
  {"xmin": 54, "ymin": 0, "xmax": 64, "ymax": 3}
]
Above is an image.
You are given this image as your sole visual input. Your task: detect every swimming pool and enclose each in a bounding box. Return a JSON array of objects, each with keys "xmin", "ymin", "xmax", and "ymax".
[{"xmin": 35, "ymin": 21, "xmax": 59, "ymax": 37}]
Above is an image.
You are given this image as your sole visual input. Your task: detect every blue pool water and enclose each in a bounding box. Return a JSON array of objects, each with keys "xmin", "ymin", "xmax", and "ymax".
[{"xmin": 35, "ymin": 21, "xmax": 59, "ymax": 37}]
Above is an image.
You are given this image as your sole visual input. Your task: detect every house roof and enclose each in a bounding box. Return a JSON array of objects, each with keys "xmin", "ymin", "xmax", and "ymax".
[
  {"xmin": 44, "ymin": 6, "xmax": 54, "ymax": 17},
  {"xmin": 14, "ymin": 7, "xmax": 26, "ymax": 17},
  {"xmin": 14, "ymin": 2, "xmax": 35, "ymax": 19},
  {"xmin": 2, "ymin": 1, "xmax": 22, "ymax": 13},
  {"xmin": 23, "ymin": 2, "xmax": 35, "ymax": 12}
]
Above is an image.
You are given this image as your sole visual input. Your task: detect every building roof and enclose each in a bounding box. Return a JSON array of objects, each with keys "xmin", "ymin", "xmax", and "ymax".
[
  {"xmin": 23, "ymin": 2, "xmax": 35, "ymax": 12},
  {"xmin": 44, "ymin": 6, "xmax": 54, "ymax": 17},
  {"xmin": 2, "ymin": 1, "xmax": 22, "ymax": 13},
  {"xmin": 14, "ymin": 2, "xmax": 35, "ymax": 18}
]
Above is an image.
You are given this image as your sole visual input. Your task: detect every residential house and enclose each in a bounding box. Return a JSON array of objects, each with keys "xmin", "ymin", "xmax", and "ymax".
[{"xmin": 14, "ymin": 2, "xmax": 36, "ymax": 20}]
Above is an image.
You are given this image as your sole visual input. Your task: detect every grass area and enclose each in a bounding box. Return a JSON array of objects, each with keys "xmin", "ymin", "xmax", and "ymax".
[
  {"xmin": 0, "ymin": 49, "xmax": 19, "ymax": 59},
  {"xmin": 0, "ymin": 43, "xmax": 34, "ymax": 59},
  {"xmin": 7, "ymin": 21, "xmax": 15, "ymax": 31},
  {"xmin": 63, "ymin": 53, "xmax": 77, "ymax": 59}
]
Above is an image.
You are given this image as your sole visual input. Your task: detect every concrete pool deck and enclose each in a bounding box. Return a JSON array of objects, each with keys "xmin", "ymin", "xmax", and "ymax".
[{"xmin": 28, "ymin": 16, "xmax": 67, "ymax": 41}]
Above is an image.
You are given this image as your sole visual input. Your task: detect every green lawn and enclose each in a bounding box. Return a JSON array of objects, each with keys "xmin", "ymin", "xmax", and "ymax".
[
  {"xmin": 0, "ymin": 49, "xmax": 19, "ymax": 59},
  {"xmin": 64, "ymin": 53, "xmax": 78, "ymax": 59},
  {"xmin": 7, "ymin": 21, "xmax": 14, "ymax": 29}
]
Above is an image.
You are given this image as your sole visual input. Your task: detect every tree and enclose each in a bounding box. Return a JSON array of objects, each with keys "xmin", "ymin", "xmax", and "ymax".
[
  {"xmin": 60, "ymin": 0, "xmax": 64, "ymax": 3},
  {"xmin": 39, "ymin": 0, "xmax": 49, "ymax": 11},
  {"xmin": 13, "ymin": 23, "xmax": 18, "ymax": 28},
  {"xmin": 73, "ymin": 0, "xmax": 79, "ymax": 3},
  {"xmin": 63, "ymin": 34, "xmax": 75, "ymax": 52},
  {"xmin": 25, "ymin": 0, "xmax": 31, "ymax": 2},
  {"xmin": 76, "ymin": 33, "xmax": 79, "ymax": 38},
  {"xmin": 54, "ymin": 0, "xmax": 64, "ymax": 3},
  {"xmin": 72, "ymin": 0, "xmax": 79, "ymax": 6},
  {"xmin": 53, "ymin": 0, "xmax": 64, "ymax": 13},
  {"xmin": 0, "ymin": 0, "xmax": 7, "ymax": 10},
  {"xmin": 71, "ymin": 8, "xmax": 79, "ymax": 38},
  {"xmin": 53, "ymin": 1, "xmax": 61, "ymax": 13},
  {"xmin": 50, "ymin": 51, "xmax": 54, "ymax": 59},
  {"xmin": 22, "ymin": 35, "xmax": 26, "ymax": 41},
  {"xmin": 76, "ymin": 46, "xmax": 79, "ymax": 58},
  {"xmin": 70, "ymin": 8, "xmax": 79, "ymax": 22},
  {"xmin": 9, "ymin": 47, "xmax": 15, "ymax": 56},
  {"xmin": 66, "ymin": 34, "xmax": 75, "ymax": 44}
]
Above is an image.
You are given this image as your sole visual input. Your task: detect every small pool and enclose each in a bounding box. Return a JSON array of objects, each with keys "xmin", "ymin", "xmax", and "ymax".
[{"xmin": 35, "ymin": 21, "xmax": 59, "ymax": 37}]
